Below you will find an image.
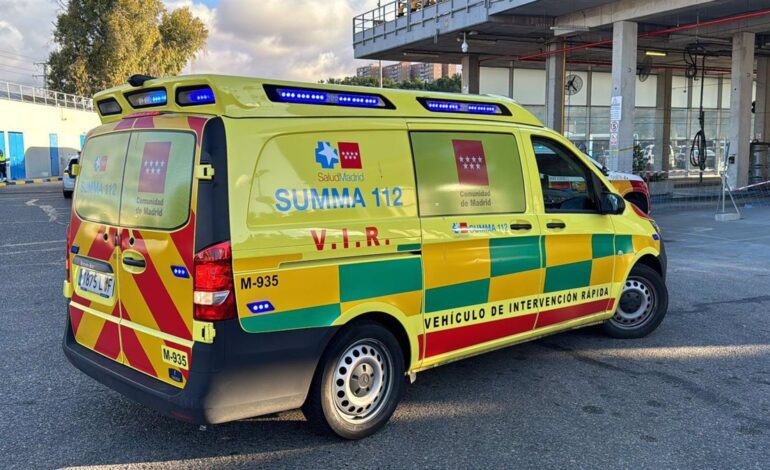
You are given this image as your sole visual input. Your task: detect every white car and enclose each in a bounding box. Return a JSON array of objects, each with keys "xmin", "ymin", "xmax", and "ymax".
[{"xmin": 62, "ymin": 155, "xmax": 78, "ymax": 198}]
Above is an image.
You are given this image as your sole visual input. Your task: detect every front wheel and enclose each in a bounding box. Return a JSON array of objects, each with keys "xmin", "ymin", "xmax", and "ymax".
[
  {"xmin": 63, "ymin": 190, "xmax": 73, "ymax": 199},
  {"xmin": 302, "ymin": 320, "xmax": 406, "ymax": 439},
  {"xmin": 603, "ymin": 263, "xmax": 668, "ymax": 339}
]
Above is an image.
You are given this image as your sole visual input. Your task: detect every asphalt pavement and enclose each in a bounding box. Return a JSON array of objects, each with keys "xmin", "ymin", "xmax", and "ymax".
[{"xmin": 1, "ymin": 182, "xmax": 769, "ymax": 469}]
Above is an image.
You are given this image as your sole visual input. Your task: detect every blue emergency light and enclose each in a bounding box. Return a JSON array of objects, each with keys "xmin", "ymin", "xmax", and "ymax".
[
  {"xmin": 419, "ymin": 98, "xmax": 510, "ymax": 116},
  {"xmin": 125, "ymin": 88, "xmax": 168, "ymax": 108},
  {"xmin": 264, "ymin": 84, "xmax": 394, "ymax": 110},
  {"xmin": 176, "ymin": 85, "xmax": 216, "ymax": 106}
]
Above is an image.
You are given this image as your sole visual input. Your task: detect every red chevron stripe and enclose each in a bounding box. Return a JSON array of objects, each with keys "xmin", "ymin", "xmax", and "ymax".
[
  {"xmin": 169, "ymin": 213, "xmax": 195, "ymax": 272},
  {"xmin": 134, "ymin": 116, "xmax": 155, "ymax": 129},
  {"xmin": 120, "ymin": 324, "xmax": 156, "ymax": 376},
  {"xmin": 93, "ymin": 319, "xmax": 121, "ymax": 360},
  {"xmin": 69, "ymin": 305, "xmax": 84, "ymax": 336},
  {"xmin": 114, "ymin": 118, "xmax": 135, "ymax": 130},
  {"xmin": 187, "ymin": 116, "xmax": 207, "ymax": 146},
  {"xmin": 128, "ymin": 231, "xmax": 191, "ymax": 340}
]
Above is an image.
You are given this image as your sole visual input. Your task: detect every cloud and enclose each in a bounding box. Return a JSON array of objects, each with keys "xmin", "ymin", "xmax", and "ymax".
[
  {"xmin": 168, "ymin": 0, "xmax": 380, "ymax": 82},
  {"xmin": 0, "ymin": 0, "xmax": 59, "ymax": 86},
  {"xmin": 0, "ymin": 0, "xmax": 380, "ymax": 88}
]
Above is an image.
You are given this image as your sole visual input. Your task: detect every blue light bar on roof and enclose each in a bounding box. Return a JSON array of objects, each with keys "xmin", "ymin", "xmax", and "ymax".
[
  {"xmin": 264, "ymin": 84, "xmax": 395, "ymax": 110},
  {"xmin": 125, "ymin": 88, "xmax": 167, "ymax": 108},
  {"xmin": 278, "ymin": 89, "xmax": 329, "ymax": 104},
  {"xmin": 177, "ymin": 85, "xmax": 215, "ymax": 106},
  {"xmin": 419, "ymin": 98, "xmax": 510, "ymax": 116}
]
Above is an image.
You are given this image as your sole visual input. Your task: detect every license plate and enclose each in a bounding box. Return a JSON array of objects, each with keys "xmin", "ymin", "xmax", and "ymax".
[{"xmin": 77, "ymin": 267, "xmax": 115, "ymax": 298}]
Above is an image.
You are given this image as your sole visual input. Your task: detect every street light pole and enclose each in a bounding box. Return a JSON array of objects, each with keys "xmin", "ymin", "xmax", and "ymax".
[{"xmin": 378, "ymin": 1, "xmax": 383, "ymax": 88}]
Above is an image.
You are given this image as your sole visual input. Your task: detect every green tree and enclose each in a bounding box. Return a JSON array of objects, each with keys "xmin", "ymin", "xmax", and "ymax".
[
  {"xmin": 322, "ymin": 73, "xmax": 463, "ymax": 94},
  {"xmin": 47, "ymin": 0, "xmax": 208, "ymax": 96}
]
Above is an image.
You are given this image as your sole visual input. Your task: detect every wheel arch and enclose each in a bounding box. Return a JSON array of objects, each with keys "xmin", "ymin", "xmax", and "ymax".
[
  {"xmin": 635, "ymin": 253, "xmax": 663, "ymax": 277},
  {"xmin": 332, "ymin": 305, "xmax": 419, "ymax": 372}
]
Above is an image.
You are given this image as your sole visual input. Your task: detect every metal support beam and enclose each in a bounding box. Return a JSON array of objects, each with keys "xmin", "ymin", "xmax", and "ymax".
[
  {"xmin": 655, "ymin": 69, "xmax": 673, "ymax": 172},
  {"xmin": 755, "ymin": 56, "xmax": 770, "ymax": 141},
  {"xmin": 728, "ymin": 32, "xmax": 755, "ymax": 189},
  {"xmin": 553, "ymin": 0, "xmax": 720, "ymax": 36},
  {"xmin": 609, "ymin": 21, "xmax": 637, "ymax": 173},
  {"xmin": 461, "ymin": 54, "xmax": 480, "ymax": 95},
  {"xmin": 545, "ymin": 40, "xmax": 565, "ymax": 133}
]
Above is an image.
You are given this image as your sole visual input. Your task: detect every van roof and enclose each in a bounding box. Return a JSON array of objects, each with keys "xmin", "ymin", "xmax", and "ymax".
[{"xmin": 93, "ymin": 74, "xmax": 543, "ymax": 127}]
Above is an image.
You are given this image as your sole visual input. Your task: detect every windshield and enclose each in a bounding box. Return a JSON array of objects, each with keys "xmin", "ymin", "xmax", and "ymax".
[{"xmin": 75, "ymin": 130, "xmax": 196, "ymax": 230}]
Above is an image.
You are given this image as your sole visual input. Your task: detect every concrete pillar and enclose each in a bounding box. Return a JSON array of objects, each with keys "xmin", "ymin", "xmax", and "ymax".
[
  {"xmin": 609, "ymin": 21, "xmax": 637, "ymax": 173},
  {"xmin": 545, "ymin": 40, "xmax": 565, "ymax": 133},
  {"xmin": 727, "ymin": 32, "xmax": 755, "ymax": 189},
  {"xmin": 461, "ymin": 55, "xmax": 480, "ymax": 95},
  {"xmin": 654, "ymin": 69, "xmax": 673, "ymax": 172},
  {"xmin": 755, "ymin": 56, "xmax": 770, "ymax": 141}
]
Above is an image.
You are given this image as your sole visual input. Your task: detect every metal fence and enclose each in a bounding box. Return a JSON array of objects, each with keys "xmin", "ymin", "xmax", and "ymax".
[
  {"xmin": 353, "ymin": 0, "xmax": 504, "ymax": 41},
  {"xmin": 0, "ymin": 80, "xmax": 94, "ymax": 112}
]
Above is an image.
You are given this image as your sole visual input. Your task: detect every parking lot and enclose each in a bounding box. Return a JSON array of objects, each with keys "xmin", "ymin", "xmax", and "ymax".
[{"xmin": 1, "ymin": 182, "xmax": 769, "ymax": 469}]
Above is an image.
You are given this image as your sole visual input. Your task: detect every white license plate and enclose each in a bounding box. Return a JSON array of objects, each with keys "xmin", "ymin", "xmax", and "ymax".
[{"xmin": 77, "ymin": 267, "xmax": 115, "ymax": 298}]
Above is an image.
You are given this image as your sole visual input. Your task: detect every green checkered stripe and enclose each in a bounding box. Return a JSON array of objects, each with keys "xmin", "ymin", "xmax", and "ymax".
[
  {"xmin": 425, "ymin": 234, "xmax": 635, "ymax": 313},
  {"xmin": 240, "ymin": 257, "xmax": 423, "ymax": 333},
  {"xmin": 424, "ymin": 235, "xmax": 542, "ymax": 313}
]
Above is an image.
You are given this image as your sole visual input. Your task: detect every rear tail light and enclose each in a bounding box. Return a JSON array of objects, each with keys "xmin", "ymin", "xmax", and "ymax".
[{"xmin": 193, "ymin": 241, "xmax": 235, "ymax": 321}]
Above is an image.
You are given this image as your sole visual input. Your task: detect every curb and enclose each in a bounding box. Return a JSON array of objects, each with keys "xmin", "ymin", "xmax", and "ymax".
[{"xmin": 0, "ymin": 177, "xmax": 62, "ymax": 188}]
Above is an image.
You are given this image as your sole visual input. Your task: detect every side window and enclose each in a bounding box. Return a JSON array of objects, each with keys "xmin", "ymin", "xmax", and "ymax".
[
  {"xmin": 531, "ymin": 138, "xmax": 599, "ymax": 213},
  {"xmin": 410, "ymin": 132, "xmax": 525, "ymax": 216}
]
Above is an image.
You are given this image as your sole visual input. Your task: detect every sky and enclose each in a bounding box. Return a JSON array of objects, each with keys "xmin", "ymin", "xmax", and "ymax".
[{"xmin": 0, "ymin": 0, "xmax": 382, "ymax": 88}]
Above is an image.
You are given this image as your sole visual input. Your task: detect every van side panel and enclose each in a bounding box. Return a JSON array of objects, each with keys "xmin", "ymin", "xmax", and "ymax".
[{"xmin": 227, "ymin": 118, "xmax": 424, "ymax": 368}]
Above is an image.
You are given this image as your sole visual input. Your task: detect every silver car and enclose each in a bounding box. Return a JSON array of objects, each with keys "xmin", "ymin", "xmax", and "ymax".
[{"xmin": 62, "ymin": 155, "xmax": 78, "ymax": 198}]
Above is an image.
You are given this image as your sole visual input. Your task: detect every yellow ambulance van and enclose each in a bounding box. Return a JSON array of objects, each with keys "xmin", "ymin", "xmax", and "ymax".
[{"xmin": 63, "ymin": 75, "xmax": 668, "ymax": 439}]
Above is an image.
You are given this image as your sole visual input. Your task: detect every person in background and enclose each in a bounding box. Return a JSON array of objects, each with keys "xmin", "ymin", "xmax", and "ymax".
[{"xmin": 0, "ymin": 149, "xmax": 7, "ymax": 181}]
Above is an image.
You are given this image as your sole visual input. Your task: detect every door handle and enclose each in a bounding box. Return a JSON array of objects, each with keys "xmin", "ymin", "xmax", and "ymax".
[
  {"xmin": 510, "ymin": 223, "xmax": 532, "ymax": 231},
  {"xmin": 121, "ymin": 249, "xmax": 147, "ymax": 274},
  {"xmin": 122, "ymin": 257, "xmax": 146, "ymax": 268},
  {"xmin": 546, "ymin": 221, "xmax": 567, "ymax": 229}
]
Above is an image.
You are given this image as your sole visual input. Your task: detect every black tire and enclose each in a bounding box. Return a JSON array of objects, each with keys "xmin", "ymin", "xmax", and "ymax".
[
  {"xmin": 302, "ymin": 320, "xmax": 406, "ymax": 439},
  {"xmin": 603, "ymin": 263, "xmax": 668, "ymax": 339},
  {"xmin": 63, "ymin": 190, "xmax": 73, "ymax": 199}
]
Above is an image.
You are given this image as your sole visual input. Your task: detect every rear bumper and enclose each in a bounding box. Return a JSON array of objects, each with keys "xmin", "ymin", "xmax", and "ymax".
[{"xmin": 63, "ymin": 314, "xmax": 338, "ymax": 424}]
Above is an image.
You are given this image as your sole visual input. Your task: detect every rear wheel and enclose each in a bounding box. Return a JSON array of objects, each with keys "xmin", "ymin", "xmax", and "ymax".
[
  {"xmin": 603, "ymin": 263, "xmax": 668, "ymax": 339},
  {"xmin": 63, "ymin": 190, "xmax": 73, "ymax": 199},
  {"xmin": 302, "ymin": 320, "xmax": 406, "ymax": 439}
]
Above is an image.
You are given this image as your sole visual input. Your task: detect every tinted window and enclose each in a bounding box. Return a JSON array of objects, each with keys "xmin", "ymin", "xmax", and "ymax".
[
  {"xmin": 75, "ymin": 131, "xmax": 196, "ymax": 230},
  {"xmin": 531, "ymin": 138, "xmax": 599, "ymax": 213},
  {"xmin": 410, "ymin": 132, "xmax": 525, "ymax": 216},
  {"xmin": 119, "ymin": 131, "xmax": 196, "ymax": 230},
  {"xmin": 74, "ymin": 133, "xmax": 130, "ymax": 225}
]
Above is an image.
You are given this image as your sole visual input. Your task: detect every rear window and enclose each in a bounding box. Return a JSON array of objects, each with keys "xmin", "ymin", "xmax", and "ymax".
[{"xmin": 75, "ymin": 131, "xmax": 196, "ymax": 230}]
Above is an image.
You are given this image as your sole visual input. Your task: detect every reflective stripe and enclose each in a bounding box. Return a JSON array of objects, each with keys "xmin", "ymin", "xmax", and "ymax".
[{"xmin": 70, "ymin": 300, "xmax": 194, "ymax": 348}]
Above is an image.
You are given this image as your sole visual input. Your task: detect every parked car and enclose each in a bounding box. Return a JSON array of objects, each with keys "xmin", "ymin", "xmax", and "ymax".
[
  {"xmin": 62, "ymin": 154, "xmax": 79, "ymax": 198},
  {"xmin": 587, "ymin": 155, "xmax": 652, "ymax": 214}
]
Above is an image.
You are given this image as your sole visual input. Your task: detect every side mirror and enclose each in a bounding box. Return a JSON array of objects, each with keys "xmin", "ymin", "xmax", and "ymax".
[
  {"xmin": 600, "ymin": 192, "xmax": 626, "ymax": 215},
  {"xmin": 71, "ymin": 164, "xmax": 81, "ymax": 177}
]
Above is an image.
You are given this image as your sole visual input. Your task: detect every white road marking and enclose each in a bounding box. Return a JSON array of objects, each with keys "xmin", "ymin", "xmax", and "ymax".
[
  {"xmin": 25, "ymin": 198, "xmax": 62, "ymax": 224},
  {"xmin": 0, "ymin": 247, "xmax": 62, "ymax": 256},
  {"xmin": 0, "ymin": 239, "xmax": 65, "ymax": 248}
]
